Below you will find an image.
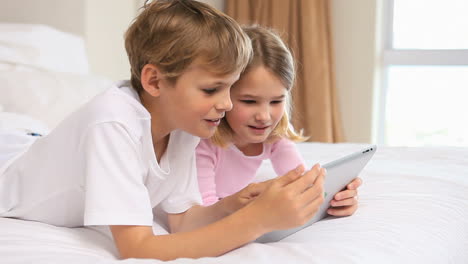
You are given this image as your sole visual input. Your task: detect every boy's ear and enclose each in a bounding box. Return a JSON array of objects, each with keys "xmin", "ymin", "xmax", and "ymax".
[{"xmin": 141, "ymin": 64, "xmax": 164, "ymax": 97}]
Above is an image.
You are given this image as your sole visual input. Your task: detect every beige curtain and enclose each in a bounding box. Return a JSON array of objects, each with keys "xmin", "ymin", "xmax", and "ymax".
[{"xmin": 226, "ymin": 0, "xmax": 344, "ymax": 142}]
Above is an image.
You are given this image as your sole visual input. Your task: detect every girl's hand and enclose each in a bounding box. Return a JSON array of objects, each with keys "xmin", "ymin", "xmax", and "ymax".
[
  {"xmin": 221, "ymin": 179, "xmax": 274, "ymax": 214},
  {"xmin": 247, "ymin": 164, "xmax": 326, "ymax": 232},
  {"xmin": 327, "ymin": 177, "xmax": 362, "ymax": 216}
]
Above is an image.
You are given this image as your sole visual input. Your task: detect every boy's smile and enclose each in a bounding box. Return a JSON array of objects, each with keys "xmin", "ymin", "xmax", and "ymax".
[
  {"xmin": 204, "ymin": 116, "xmax": 223, "ymax": 127},
  {"xmin": 146, "ymin": 63, "xmax": 239, "ymax": 139}
]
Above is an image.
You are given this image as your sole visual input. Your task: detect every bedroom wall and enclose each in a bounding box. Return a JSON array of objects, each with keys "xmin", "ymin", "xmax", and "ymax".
[
  {"xmin": 330, "ymin": 0, "xmax": 379, "ymax": 143},
  {"xmin": 0, "ymin": 0, "xmax": 86, "ymax": 36},
  {"xmin": 85, "ymin": 0, "xmax": 224, "ymax": 80},
  {"xmin": 199, "ymin": 0, "xmax": 225, "ymax": 10},
  {"xmin": 0, "ymin": 0, "xmax": 378, "ymax": 144},
  {"xmin": 84, "ymin": 0, "xmax": 137, "ymax": 81}
]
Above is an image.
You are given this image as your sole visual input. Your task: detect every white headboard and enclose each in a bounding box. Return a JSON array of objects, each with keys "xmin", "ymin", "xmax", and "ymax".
[
  {"xmin": 0, "ymin": 0, "xmax": 225, "ymax": 81},
  {"xmin": 0, "ymin": 0, "xmax": 139, "ymax": 81}
]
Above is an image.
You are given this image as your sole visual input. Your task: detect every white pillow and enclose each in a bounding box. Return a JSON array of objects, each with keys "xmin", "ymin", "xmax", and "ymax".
[
  {"xmin": 0, "ymin": 71, "xmax": 113, "ymax": 129},
  {"xmin": 0, "ymin": 112, "xmax": 51, "ymax": 173},
  {"xmin": 0, "ymin": 23, "xmax": 89, "ymax": 74},
  {"xmin": 0, "ymin": 112, "xmax": 49, "ymax": 136}
]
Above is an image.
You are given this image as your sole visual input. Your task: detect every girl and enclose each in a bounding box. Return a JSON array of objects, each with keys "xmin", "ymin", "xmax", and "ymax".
[{"xmin": 197, "ymin": 25, "xmax": 361, "ymax": 216}]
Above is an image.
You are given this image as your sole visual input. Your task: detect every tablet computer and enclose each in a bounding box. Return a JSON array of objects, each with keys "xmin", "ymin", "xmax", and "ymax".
[{"xmin": 255, "ymin": 145, "xmax": 377, "ymax": 243}]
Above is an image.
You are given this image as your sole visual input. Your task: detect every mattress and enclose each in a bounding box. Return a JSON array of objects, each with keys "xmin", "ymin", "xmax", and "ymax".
[{"xmin": 1, "ymin": 142, "xmax": 467, "ymax": 264}]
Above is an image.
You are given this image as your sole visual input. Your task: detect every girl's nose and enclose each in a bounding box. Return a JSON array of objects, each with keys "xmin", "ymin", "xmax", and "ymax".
[{"xmin": 255, "ymin": 107, "xmax": 270, "ymax": 122}]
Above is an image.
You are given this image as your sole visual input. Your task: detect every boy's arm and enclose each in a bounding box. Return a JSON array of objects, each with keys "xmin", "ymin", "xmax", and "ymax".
[
  {"xmin": 111, "ymin": 205, "xmax": 264, "ymax": 261},
  {"xmin": 168, "ymin": 179, "xmax": 271, "ymax": 233},
  {"xmin": 111, "ymin": 164, "xmax": 326, "ymax": 261}
]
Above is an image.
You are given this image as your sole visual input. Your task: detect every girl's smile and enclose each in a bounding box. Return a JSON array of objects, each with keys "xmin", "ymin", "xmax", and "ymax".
[
  {"xmin": 247, "ymin": 124, "xmax": 271, "ymax": 135},
  {"xmin": 226, "ymin": 66, "xmax": 287, "ymax": 146}
]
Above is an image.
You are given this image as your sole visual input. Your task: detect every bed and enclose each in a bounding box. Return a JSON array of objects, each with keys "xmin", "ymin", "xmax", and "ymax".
[{"xmin": 1, "ymin": 24, "xmax": 468, "ymax": 264}]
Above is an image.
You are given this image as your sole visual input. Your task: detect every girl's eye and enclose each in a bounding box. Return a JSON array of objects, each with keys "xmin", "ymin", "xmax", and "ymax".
[
  {"xmin": 240, "ymin": 100, "xmax": 256, "ymax": 104},
  {"xmin": 271, "ymin": 100, "xmax": 283, "ymax": 104},
  {"xmin": 202, "ymin": 88, "xmax": 217, "ymax": 95}
]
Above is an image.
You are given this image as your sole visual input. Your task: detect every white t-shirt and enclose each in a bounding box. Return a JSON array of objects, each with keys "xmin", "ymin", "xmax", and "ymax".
[{"xmin": 0, "ymin": 81, "xmax": 202, "ymax": 228}]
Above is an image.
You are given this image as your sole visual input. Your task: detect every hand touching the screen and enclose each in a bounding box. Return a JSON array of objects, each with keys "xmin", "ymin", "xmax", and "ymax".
[
  {"xmin": 220, "ymin": 178, "xmax": 274, "ymax": 214},
  {"xmin": 246, "ymin": 164, "xmax": 326, "ymax": 232}
]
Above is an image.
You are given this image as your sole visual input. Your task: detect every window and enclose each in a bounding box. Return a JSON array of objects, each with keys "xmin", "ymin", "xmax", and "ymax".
[{"xmin": 379, "ymin": 0, "xmax": 468, "ymax": 147}]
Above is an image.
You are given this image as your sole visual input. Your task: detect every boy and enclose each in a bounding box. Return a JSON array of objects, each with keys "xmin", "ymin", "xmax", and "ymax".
[{"xmin": 0, "ymin": 0, "xmax": 325, "ymax": 260}]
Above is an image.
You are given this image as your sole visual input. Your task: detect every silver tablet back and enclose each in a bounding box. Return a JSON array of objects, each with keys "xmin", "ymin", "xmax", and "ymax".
[{"xmin": 255, "ymin": 145, "xmax": 377, "ymax": 243}]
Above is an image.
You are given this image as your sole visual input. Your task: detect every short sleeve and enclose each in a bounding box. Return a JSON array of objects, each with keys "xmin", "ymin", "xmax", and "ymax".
[
  {"xmin": 270, "ymin": 138, "xmax": 305, "ymax": 176},
  {"xmin": 80, "ymin": 122, "xmax": 153, "ymax": 226},
  {"xmin": 195, "ymin": 139, "xmax": 219, "ymax": 206}
]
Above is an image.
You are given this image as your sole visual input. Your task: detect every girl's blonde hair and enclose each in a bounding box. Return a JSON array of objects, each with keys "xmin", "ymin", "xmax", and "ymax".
[
  {"xmin": 212, "ymin": 25, "xmax": 308, "ymax": 147},
  {"xmin": 125, "ymin": 0, "xmax": 252, "ymax": 93}
]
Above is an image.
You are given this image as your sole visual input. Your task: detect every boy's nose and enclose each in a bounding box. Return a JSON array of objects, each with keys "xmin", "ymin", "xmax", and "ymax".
[{"xmin": 216, "ymin": 96, "xmax": 233, "ymax": 112}]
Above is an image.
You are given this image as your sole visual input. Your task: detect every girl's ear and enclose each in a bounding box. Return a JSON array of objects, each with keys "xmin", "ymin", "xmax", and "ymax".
[{"xmin": 141, "ymin": 64, "xmax": 164, "ymax": 97}]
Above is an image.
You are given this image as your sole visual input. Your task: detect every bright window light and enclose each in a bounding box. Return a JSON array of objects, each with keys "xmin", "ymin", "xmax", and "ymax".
[
  {"xmin": 385, "ymin": 66, "xmax": 468, "ymax": 146},
  {"xmin": 393, "ymin": 0, "xmax": 468, "ymax": 49},
  {"xmin": 381, "ymin": 0, "xmax": 468, "ymax": 147}
]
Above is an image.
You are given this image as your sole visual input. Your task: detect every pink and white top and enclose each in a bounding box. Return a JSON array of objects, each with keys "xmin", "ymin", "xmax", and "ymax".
[{"xmin": 196, "ymin": 138, "xmax": 304, "ymax": 205}]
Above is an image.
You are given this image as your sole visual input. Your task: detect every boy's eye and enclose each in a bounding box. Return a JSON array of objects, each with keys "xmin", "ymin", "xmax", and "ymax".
[
  {"xmin": 240, "ymin": 100, "xmax": 256, "ymax": 104},
  {"xmin": 202, "ymin": 88, "xmax": 217, "ymax": 95}
]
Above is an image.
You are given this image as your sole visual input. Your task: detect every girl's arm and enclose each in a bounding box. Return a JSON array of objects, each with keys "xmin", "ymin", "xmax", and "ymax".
[
  {"xmin": 111, "ymin": 164, "xmax": 326, "ymax": 261},
  {"xmin": 190, "ymin": 140, "xmax": 272, "ymax": 232},
  {"xmin": 185, "ymin": 139, "xmax": 306, "ymax": 232},
  {"xmin": 269, "ymin": 138, "xmax": 306, "ymax": 176},
  {"xmin": 196, "ymin": 140, "xmax": 221, "ymax": 205}
]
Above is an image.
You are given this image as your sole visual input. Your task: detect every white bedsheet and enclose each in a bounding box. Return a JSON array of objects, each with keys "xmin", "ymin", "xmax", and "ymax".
[{"xmin": 1, "ymin": 143, "xmax": 467, "ymax": 264}]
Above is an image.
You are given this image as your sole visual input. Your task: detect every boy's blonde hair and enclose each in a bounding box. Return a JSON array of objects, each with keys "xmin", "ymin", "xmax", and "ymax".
[
  {"xmin": 212, "ymin": 25, "xmax": 308, "ymax": 147},
  {"xmin": 125, "ymin": 0, "xmax": 252, "ymax": 93}
]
